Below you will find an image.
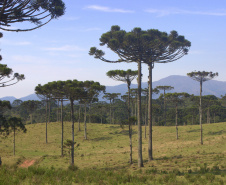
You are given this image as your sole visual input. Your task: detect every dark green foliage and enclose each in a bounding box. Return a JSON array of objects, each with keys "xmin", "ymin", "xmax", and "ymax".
[{"xmin": 0, "ymin": 0, "xmax": 66, "ymax": 32}]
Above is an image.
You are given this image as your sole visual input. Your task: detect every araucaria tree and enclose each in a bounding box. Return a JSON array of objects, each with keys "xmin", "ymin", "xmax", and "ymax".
[
  {"xmin": 81, "ymin": 80, "xmax": 105, "ymax": 140},
  {"xmin": 90, "ymin": 25, "xmax": 191, "ymax": 166},
  {"xmin": 106, "ymin": 69, "xmax": 138, "ymax": 164},
  {"xmin": 0, "ymin": 63, "xmax": 25, "ymax": 87},
  {"xmin": 165, "ymin": 92, "xmax": 190, "ymax": 139},
  {"xmin": 0, "ymin": 0, "xmax": 66, "ymax": 32},
  {"xmin": 63, "ymin": 80, "xmax": 84, "ymax": 166},
  {"xmin": 103, "ymin": 92, "xmax": 121, "ymax": 125},
  {"xmin": 156, "ymin": 86, "xmax": 174, "ymax": 126},
  {"xmin": 187, "ymin": 71, "xmax": 218, "ymax": 144},
  {"xmin": 7, "ymin": 117, "xmax": 26, "ymax": 155}
]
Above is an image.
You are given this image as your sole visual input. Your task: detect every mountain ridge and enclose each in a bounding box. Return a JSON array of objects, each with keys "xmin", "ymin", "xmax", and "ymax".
[{"xmin": 1, "ymin": 75, "xmax": 225, "ymax": 103}]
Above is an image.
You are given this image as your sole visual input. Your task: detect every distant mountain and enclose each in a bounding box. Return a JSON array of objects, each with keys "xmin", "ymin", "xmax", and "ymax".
[
  {"xmin": 1, "ymin": 75, "xmax": 225, "ymax": 103},
  {"xmin": 105, "ymin": 75, "xmax": 226, "ymax": 98}
]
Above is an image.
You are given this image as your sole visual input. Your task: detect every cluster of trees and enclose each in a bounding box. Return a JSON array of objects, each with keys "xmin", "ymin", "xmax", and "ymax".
[{"xmin": 0, "ymin": 1, "xmax": 224, "ymax": 168}]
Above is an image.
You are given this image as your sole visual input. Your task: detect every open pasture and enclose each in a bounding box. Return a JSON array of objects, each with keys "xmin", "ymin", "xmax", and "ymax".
[{"xmin": 0, "ymin": 122, "xmax": 225, "ymax": 184}]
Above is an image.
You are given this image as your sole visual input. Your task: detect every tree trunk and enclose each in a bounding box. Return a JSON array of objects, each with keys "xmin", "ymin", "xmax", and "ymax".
[
  {"xmin": 176, "ymin": 103, "xmax": 178, "ymax": 140},
  {"xmin": 148, "ymin": 63, "xmax": 153, "ymax": 161},
  {"xmin": 89, "ymin": 104, "xmax": 91, "ymax": 123},
  {"xmin": 45, "ymin": 100, "xmax": 48, "ymax": 144},
  {"xmin": 78, "ymin": 104, "xmax": 81, "ymax": 131},
  {"xmin": 145, "ymin": 93, "xmax": 148, "ymax": 139},
  {"xmin": 70, "ymin": 99, "xmax": 75, "ymax": 165},
  {"xmin": 48, "ymin": 99, "xmax": 51, "ymax": 123},
  {"xmin": 13, "ymin": 124, "xmax": 15, "ymax": 156},
  {"xmin": 200, "ymin": 80, "xmax": 203, "ymax": 145},
  {"xmin": 30, "ymin": 113, "xmax": 33, "ymax": 124},
  {"xmin": 84, "ymin": 103, "xmax": 87, "ymax": 140},
  {"xmin": 127, "ymin": 84, "xmax": 133, "ymax": 164},
  {"xmin": 110, "ymin": 100, "xmax": 112, "ymax": 124},
  {"xmin": 164, "ymin": 89, "xmax": 166, "ymax": 126},
  {"xmin": 61, "ymin": 100, "xmax": 64, "ymax": 157},
  {"xmin": 137, "ymin": 61, "xmax": 143, "ymax": 167}
]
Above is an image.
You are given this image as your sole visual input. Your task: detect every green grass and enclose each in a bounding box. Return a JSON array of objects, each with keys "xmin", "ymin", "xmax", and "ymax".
[{"xmin": 0, "ymin": 121, "xmax": 225, "ymax": 184}]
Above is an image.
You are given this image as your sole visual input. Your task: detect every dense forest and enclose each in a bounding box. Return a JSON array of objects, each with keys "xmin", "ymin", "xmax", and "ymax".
[{"xmin": 3, "ymin": 92, "xmax": 226, "ymax": 126}]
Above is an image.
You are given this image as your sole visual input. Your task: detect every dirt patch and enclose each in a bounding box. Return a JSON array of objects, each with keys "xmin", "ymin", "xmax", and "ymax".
[{"xmin": 20, "ymin": 160, "xmax": 35, "ymax": 168}]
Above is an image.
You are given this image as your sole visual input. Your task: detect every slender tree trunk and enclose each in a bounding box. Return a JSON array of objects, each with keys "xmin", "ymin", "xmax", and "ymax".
[
  {"xmin": 110, "ymin": 100, "xmax": 112, "ymax": 124},
  {"xmin": 45, "ymin": 100, "xmax": 48, "ymax": 144},
  {"xmin": 164, "ymin": 89, "xmax": 166, "ymax": 126},
  {"xmin": 89, "ymin": 104, "xmax": 91, "ymax": 123},
  {"xmin": 30, "ymin": 113, "xmax": 33, "ymax": 124},
  {"xmin": 61, "ymin": 100, "xmax": 64, "ymax": 157},
  {"xmin": 145, "ymin": 93, "xmax": 148, "ymax": 139},
  {"xmin": 48, "ymin": 99, "xmax": 51, "ymax": 123},
  {"xmin": 137, "ymin": 61, "xmax": 143, "ymax": 167},
  {"xmin": 84, "ymin": 103, "xmax": 87, "ymax": 139},
  {"xmin": 200, "ymin": 80, "xmax": 203, "ymax": 145},
  {"xmin": 70, "ymin": 99, "xmax": 75, "ymax": 165},
  {"xmin": 58, "ymin": 99, "xmax": 60, "ymax": 122},
  {"xmin": 13, "ymin": 124, "xmax": 15, "ymax": 156},
  {"xmin": 127, "ymin": 84, "xmax": 133, "ymax": 164},
  {"xmin": 207, "ymin": 107, "xmax": 210, "ymax": 123},
  {"xmin": 148, "ymin": 63, "xmax": 153, "ymax": 161},
  {"xmin": 214, "ymin": 113, "xmax": 215, "ymax": 123},
  {"xmin": 176, "ymin": 103, "xmax": 178, "ymax": 140},
  {"xmin": 78, "ymin": 104, "xmax": 81, "ymax": 131}
]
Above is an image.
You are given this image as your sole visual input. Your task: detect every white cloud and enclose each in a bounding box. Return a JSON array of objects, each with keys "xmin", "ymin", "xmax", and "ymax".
[
  {"xmin": 145, "ymin": 8, "xmax": 226, "ymax": 17},
  {"xmin": 2, "ymin": 39, "xmax": 31, "ymax": 46},
  {"xmin": 85, "ymin": 5, "xmax": 134, "ymax": 13},
  {"xmin": 43, "ymin": 45, "xmax": 85, "ymax": 52}
]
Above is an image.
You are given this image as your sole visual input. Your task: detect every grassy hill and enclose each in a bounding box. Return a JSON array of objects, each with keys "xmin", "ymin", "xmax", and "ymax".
[{"xmin": 0, "ymin": 121, "xmax": 225, "ymax": 184}]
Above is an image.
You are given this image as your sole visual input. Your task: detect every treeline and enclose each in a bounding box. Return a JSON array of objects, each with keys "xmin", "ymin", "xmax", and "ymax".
[{"xmin": 2, "ymin": 92, "xmax": 226, "ymax": 126}]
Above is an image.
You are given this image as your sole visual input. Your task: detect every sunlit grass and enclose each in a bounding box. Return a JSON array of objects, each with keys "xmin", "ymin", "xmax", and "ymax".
[{"xmin": 0, "ymin": 121, "xmax": 225, "ymax": 184}]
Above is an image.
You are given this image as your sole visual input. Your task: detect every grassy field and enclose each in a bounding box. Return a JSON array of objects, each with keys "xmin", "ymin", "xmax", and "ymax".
[{"xmin": 0, "ymin": 121, "xmax": 225, "ymax": 184}]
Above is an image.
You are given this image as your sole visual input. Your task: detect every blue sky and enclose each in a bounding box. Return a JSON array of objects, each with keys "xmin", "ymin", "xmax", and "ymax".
[{"xmin": 1, "ymin": 0, "xmax": 226, "ymax": 98}]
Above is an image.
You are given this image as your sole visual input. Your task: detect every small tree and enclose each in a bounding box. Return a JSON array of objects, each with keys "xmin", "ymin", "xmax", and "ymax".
[
  {"xmin": 7, "ymin": 117, "xmax": 27, "ymax": 155},
  {"xmin": 103, "ymin": 93, "xmax": 121, "ymax": 124},
  {"xmin": 156, "ymin": 86, "xmax": 174, "ymax": 126},
  {"xmin": 187, "ymin": 71, "xmax": 218, "ymax": 144},
  {"xmin": 82, "ymin": 80, "xmax": 105, "ymax": 140},
  {"xmin": 21, "ymin": 100, "xmax": 41, "ymax": 124},
  {"xmin": 165, "ymin": 92, "xmax": 190, "ymax": 139}
]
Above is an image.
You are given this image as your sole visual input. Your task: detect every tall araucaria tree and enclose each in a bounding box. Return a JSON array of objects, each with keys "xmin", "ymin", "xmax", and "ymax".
[
  {"xmin": 106, "ymin": 69, "xmax": 138, "ymax": 164},
  {"xmin": 35, "ymin": 83, "xmax": 52, "ymax": 144},
  {"xmin": 156, "ymin": 86, "xmax": 174, "ymax": 126},
  {"xmin": 103, "ymin": 92, "xmax": 121, "ymax": 125},
  {"xmin": 187, "ymin": 71, "xmax": 218, "ymax": 145},
  {"xmin": 45, "ymin": 80, "xmax": 67, "ymax": 157},
  {"xmin": 81, "ymin": 80, "xmax": 105, "ymax": 140},
  {"xmin": 63, "ymin": 80, "xmax": 84, "ymax": 166},
  {"xmin": 165, "ymin": 92, "xmax": 190, "ymax": 139},
  {"xmin": 89, "ymin": 25, "xmax": 190, "ymax": 167},
  {"xmin": 0, "ymin": 0, "xmax": 66, "ymax": 32}
]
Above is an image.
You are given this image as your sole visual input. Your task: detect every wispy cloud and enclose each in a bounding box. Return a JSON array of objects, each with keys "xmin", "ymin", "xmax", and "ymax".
[
  {"xmin": 145, "ymin": 8, "xmax": 226, "ymax": 17},
  {"xmin": 43, "ymin": 45, "xmax": 85, "ymax": 52},
  {"xmin": 85, "ymin": 5, "xmax": 134, "ymax": 13},
  {"xmin": 2, "ymin": 39, "xmax": 31, "ymax": 46}
]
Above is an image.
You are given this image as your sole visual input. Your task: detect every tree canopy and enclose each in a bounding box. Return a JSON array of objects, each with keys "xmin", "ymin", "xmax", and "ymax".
[{"xmin": 0, "ymin": 0, "xmax": 66, "ymax": 32}]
